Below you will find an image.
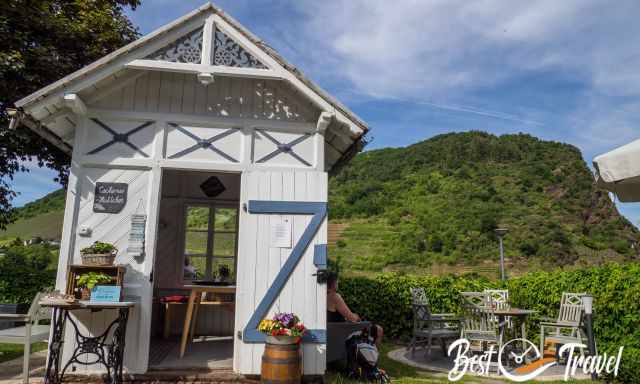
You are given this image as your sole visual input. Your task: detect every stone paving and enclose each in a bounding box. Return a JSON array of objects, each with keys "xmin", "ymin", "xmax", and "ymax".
[
  {"xmin": 0, "ymin": 350, "xmax": 46, "ymax": 383},
  {"xmin": 387, "ymin": 346, "xmax": 591, "ymax": 382}
]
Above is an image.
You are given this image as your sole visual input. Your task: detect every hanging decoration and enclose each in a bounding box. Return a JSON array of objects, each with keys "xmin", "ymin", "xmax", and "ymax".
[
  {"xmin": 200, "ymin": 176, "xmax": 226, "ymax": 197},
  {"xmin": 127, "ymin": 200, "xmax": 146, "ymax": 263}
]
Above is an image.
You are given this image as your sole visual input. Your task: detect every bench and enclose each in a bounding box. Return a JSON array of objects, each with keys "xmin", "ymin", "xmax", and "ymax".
[
  {"xmin": 0, "ymin": 292, "xmax": 50, "ymax": 384},
  {"xmin": 162, "ymin": 301, "xmax": 234, "ymax": 339}
]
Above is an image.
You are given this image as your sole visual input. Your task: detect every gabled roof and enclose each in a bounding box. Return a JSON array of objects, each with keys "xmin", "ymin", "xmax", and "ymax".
[{"xmin": 15, "ymin": 2, "xmax": 368, "ymax": 138}]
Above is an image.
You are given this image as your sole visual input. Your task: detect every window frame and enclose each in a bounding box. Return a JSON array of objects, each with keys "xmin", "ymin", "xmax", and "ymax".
[{"xmin": 181, "ymin": 201, "xmax": 239, "ymax": 285}]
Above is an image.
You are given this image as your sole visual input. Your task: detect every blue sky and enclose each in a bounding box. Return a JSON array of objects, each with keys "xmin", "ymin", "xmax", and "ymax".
[{"xmin": 10, "ymin": 0, "xmax": 640, "ymax": 225}]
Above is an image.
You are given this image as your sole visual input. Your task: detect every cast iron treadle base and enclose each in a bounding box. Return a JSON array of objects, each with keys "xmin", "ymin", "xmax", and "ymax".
[{"xmin": 45, "ymin": 307, "xmax": 130, "ymax": 384}]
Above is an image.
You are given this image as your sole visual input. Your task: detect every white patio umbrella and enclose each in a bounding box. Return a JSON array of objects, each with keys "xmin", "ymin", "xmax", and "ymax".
[{"xmin": 593, "ymin": 138, "xmax": 640, "ymax": 202}]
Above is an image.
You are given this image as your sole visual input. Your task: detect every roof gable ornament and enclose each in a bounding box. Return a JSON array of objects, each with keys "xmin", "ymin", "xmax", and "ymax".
[
  {"xmin": 212, "ymin": 27, "xmax": 267, "ymax": 69},
  {"xmin": 147, "ymin": 27, "xmax": 203, "ymax": 63},
  {"xmin": 144, "ymin": 20, "xmax": 267, "ymax": 72}
]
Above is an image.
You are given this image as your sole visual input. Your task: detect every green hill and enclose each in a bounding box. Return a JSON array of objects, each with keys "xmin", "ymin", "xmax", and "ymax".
[
  {"xmin": 11, "ymin": 188, "xmax": 66, "ymax": 221},
  {"xmin": 329, "ymin": 131, "xmax": 639, "ymax": 276}
]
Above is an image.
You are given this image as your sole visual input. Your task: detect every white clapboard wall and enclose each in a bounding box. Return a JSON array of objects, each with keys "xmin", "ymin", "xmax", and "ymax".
[
  {"xmin": 233, "ymin": 170, "xmax": 327, "ymax": 375},
  {"xmin": 89, "ymin": 72, "xmax": 319, "ymax": 123},
  {"xmin": 56, "ymin": 166, "xmax": 159, "ymax": 374}
]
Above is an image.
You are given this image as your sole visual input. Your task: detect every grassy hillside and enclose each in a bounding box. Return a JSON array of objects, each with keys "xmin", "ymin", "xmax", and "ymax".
[
  {"xmin": 0, "ymin": 211, "xmax": 64, "ymax": 241},
  {"xmin": 0, "ymin": 190, "xmax": 65, "ymax": 240},
  {"xmin": 329, "ymin": 131, "xmax": 639, "ymax": 275}
]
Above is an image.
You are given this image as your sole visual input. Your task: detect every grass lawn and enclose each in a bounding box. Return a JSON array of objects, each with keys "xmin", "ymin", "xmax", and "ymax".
[{"xmin": 0, "ymin": 342, "xmax": 47, "ymax": 364}]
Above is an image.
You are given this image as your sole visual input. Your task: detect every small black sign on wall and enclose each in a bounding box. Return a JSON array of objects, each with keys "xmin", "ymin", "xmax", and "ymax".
[{"xmin": 93, "ymin": 182, "xmax": 128, "ymax": 213}]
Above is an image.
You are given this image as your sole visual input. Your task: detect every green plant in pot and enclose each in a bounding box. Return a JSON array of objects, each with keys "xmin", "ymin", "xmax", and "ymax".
[
  {"xmin": 80, "ymin": 241, "xmax": 118, "ymax": 266},
  {"xmin": 77, "ymin": 272, "xmax": 112, "ymax": 300}
]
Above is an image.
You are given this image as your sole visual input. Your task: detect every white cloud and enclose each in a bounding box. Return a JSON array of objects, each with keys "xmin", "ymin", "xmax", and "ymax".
[
  {"xmin": 568, "ymin": 96, "xmax": 640, "ymax": 157},
  {"xmin": 290, "ymin": 0, "xmax": 640, "ymax": 99},
  {"xmin": 277, "ymin": 0, "xmax": 640, "ymax": 165}
]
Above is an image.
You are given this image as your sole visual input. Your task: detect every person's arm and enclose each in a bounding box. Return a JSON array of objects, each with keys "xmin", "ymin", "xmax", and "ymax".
[{"xmin": 334, "ymin": 293, "xmax": 361, "ymax": 322}]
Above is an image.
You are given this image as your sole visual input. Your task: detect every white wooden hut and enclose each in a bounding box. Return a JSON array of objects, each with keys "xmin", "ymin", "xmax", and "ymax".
[{"xmin": 10, "ymin": 3, "xmax": 368, "ymax": 378}]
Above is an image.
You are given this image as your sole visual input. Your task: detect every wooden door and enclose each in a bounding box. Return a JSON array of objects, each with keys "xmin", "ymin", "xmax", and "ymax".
[{"xmin": 233, "ymin": 170, "xmax": 328, "ymax": 375}]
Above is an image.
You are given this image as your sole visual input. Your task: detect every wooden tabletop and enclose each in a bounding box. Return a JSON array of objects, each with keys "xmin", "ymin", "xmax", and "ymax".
[
  {"xmin": 39, "ymin": 300, "xmax": 136, "ymax": 309},
  {"xmin": 182, "ymin": 285, "xmax": 236, "ymax": 293},
  {"xmin": 492, "ymin": 308, "xmax": 537, "ymax": 316}
]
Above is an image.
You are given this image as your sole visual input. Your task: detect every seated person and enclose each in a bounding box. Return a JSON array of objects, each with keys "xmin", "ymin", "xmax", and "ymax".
[
  {"xmin": 183, "ymin": 256, "xmax": 198, "ymax": 280},
  {"xmin": 327, "ymin": 272, "xmax": 383, "ymax": 345}
]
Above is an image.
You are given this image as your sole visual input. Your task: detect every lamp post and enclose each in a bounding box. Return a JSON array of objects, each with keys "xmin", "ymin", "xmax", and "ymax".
[
  {"xmin": 495, "ymin": 228, "xmax": 508, "ymax": 281},
  {"xmin": 582, "ymin": 294, "xmax": 597, "ymax": 380}
]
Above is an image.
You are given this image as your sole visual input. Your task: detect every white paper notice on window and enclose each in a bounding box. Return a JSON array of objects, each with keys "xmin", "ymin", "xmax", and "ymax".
[{"xmin": 271, "ymin": 217, "xmax": 292, "ymax": 248}]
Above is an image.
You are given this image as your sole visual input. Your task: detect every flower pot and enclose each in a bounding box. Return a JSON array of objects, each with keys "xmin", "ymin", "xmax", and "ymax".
[
  {"xmin": 265, "ymin": 335, "xmax": 301, "ymax": 345},
  {"xmin": 81, "ymin": 252, "xmax": 116, "ymax": 266},
  {"xmin": 80, "ymin": 287, "xmax": 91, "ymax": 300}
]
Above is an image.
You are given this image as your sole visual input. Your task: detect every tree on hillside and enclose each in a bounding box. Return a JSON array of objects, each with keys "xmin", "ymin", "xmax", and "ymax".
[{"xmin": 0, "ymin": 0, "xmax": 140, "ymax": 229}]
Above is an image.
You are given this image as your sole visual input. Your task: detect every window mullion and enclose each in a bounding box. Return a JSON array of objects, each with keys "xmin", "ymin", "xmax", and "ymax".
[
  {"xmin": 233, "ymin": 205, "xmax": 239, "ymax": 280},
  {"xmin": 206, "ymin": 205, "xmax": 215, "ymax": 279}
]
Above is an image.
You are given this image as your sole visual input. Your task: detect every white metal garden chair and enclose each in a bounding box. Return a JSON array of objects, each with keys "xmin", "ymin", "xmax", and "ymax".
[
  {"xmin": 539, "ymin": 292, "xmax": 589, "ymax": 356},
  {"xmin": 408, "ymin": 288, "xmax": 461, "ymax": 358},
  {"xmin": 460, "ymin": 292, "xmax": 505, "ymax": 352},
  {"xmin": 0, "ymin": 292, "xmax": 51, "ymax": 383}
]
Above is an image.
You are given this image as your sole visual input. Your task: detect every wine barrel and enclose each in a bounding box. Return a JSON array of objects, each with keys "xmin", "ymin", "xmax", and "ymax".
[{"xmin": 261, "ymin": 342, "xmax": 302, "ymax": 384}]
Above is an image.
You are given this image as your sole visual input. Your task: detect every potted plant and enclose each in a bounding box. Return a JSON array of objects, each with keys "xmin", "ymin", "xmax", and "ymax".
[
  {"xmin": 259, "ymin": 313, "xmax": 306, "ymax": 383},
  {"xmin": 80, "ymin": 241, "xmax": 117, "ymax": 266},
  {"xmin": 77, "ymin": 272, "xmax": 112, "ymax": 300},
  {"xmin": 258, "ymin": 312, "xmax": 306, "ymax": 344}
]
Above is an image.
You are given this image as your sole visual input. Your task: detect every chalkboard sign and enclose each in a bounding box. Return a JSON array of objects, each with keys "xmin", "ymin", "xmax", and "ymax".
[{"xmin": 93, "ymin": 182, "xmax": 128, "ymax": 213}]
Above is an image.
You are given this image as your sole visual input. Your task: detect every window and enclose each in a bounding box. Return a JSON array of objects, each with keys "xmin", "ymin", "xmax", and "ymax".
[{"xmin": 183, "ymin": 204, "xmax": 238, "ymax": 283}]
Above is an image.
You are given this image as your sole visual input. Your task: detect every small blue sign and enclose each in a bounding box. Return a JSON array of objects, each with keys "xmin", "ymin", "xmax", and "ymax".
[{"xmin": 90, "ymin": 285, "xmax": 121, "ymax": 302}]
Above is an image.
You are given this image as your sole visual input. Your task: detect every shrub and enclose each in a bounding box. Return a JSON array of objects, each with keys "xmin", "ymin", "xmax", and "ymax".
[
  {"xmin": 0, "ymin": 243, "xmax": 56, "ymax": 303},
  {"xmin": 339, "ymin": 274, "xmax": 488, "ymax": 338}
]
